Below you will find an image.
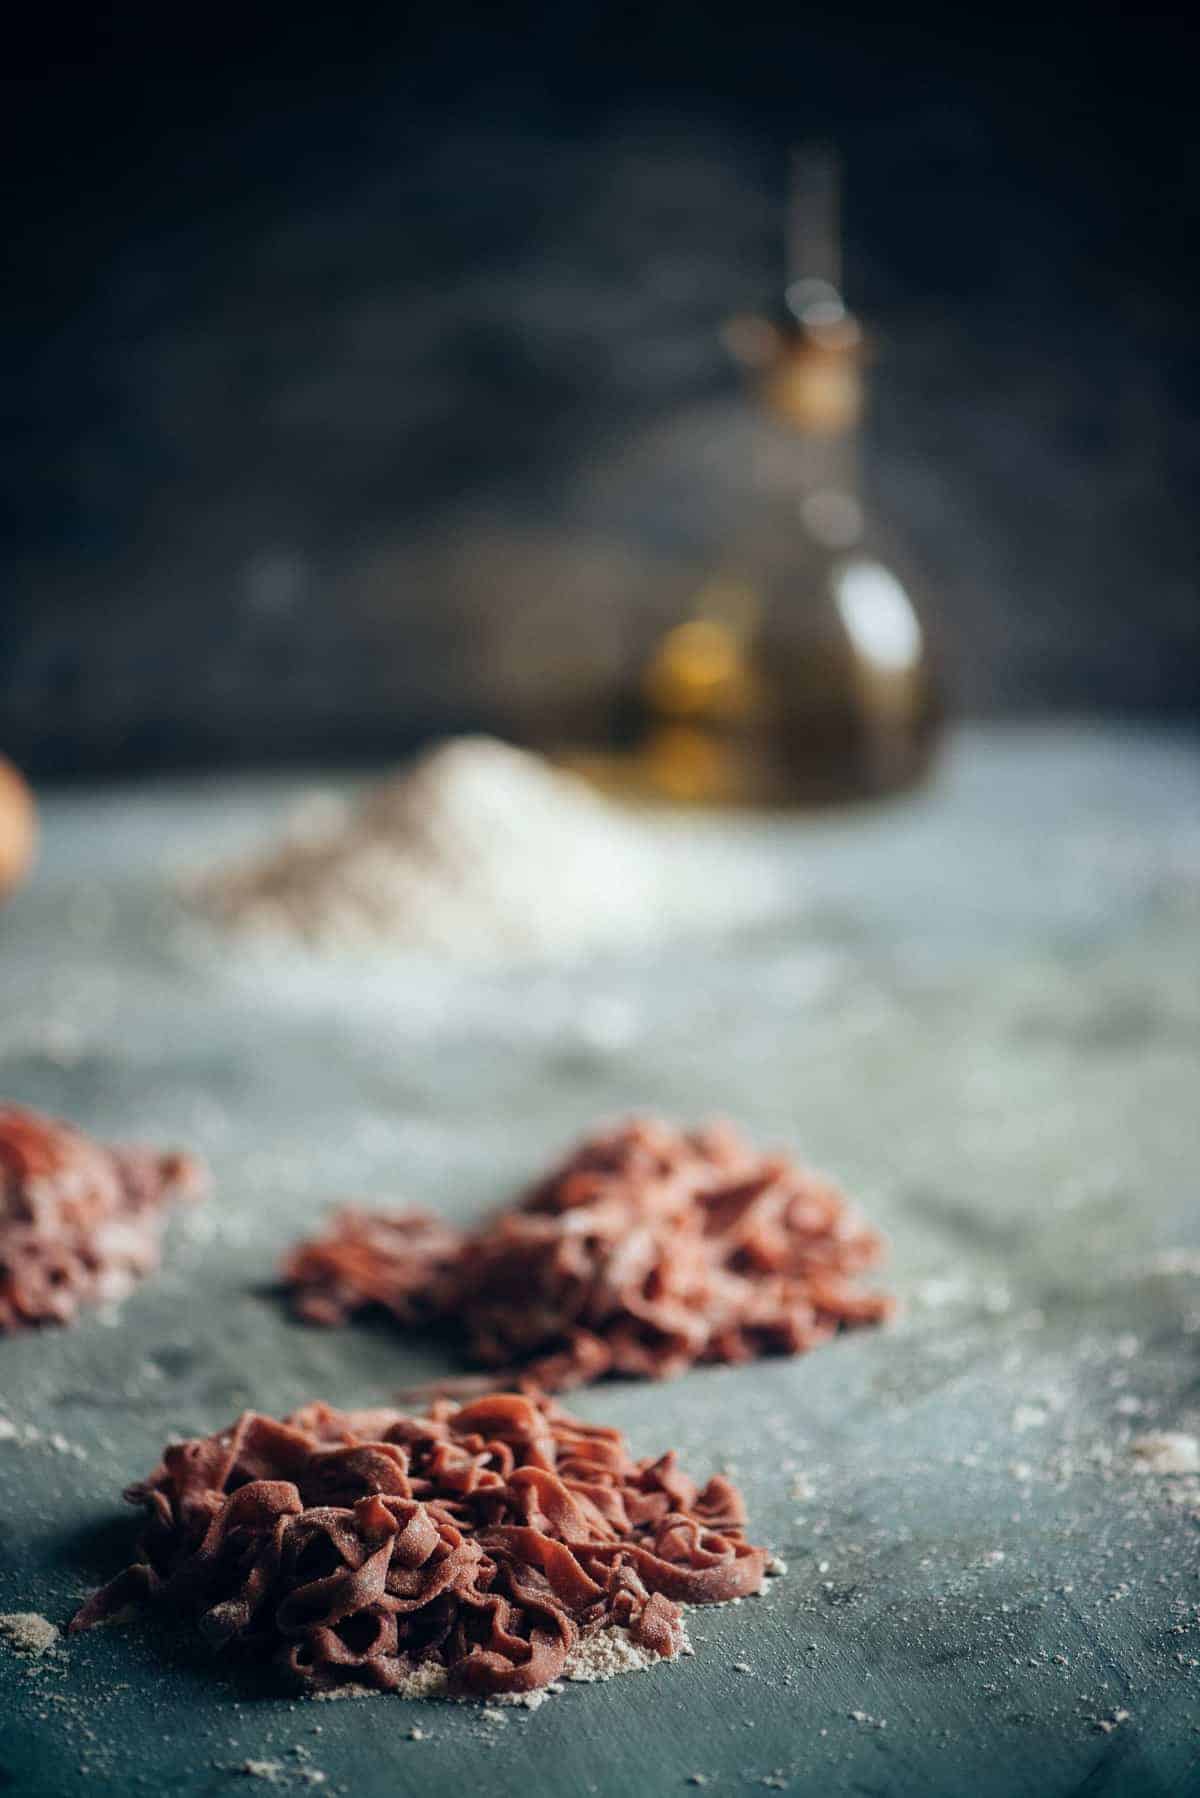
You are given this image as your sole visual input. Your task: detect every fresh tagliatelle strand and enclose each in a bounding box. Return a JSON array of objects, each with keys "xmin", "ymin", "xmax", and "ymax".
[
  {"xmin": 0, "ymin": 1104, "xmax": 205, "ymax": 1332},
  {"xmin": 283, "ymin": 1116, "xmax": 893, "ymax": 1390},
  {"xmin": 70, "ymin": 1391, "xmax": 769, "ymax": 1698}
]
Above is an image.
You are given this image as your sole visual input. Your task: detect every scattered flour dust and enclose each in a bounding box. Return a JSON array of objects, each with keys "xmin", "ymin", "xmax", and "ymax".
[
  {"xmin": 562, "ymin": 1617, "xmax": 691, "ymax": 1684},
  {"xmin": 1129, "ymin": 1432, "xmax": 1200, "ymax": 1474},
  {"xmin": 0, "ymin": 1612, "xmax": 60, "ymax": 1656},
  {"xmin": 0, "ymin": 1415, "xmax": 86, "ymax": 1458},
  {"xmin": 190, "ymin": 736, "xmax": 774, "ymax": 961},
  {"xmin": 236, "ymin": 1752, "xmax": 327, "ymax": 1786}
]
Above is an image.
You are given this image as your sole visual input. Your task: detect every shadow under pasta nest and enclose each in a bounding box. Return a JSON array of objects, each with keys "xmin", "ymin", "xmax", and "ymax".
[
  {"xmin": 49, "ymin": 1515, "xmax": 277, "ymax": 1700},
  {"xmin": 51, "ymin": 1387, "xmax": 765, "ymax": 1711}
]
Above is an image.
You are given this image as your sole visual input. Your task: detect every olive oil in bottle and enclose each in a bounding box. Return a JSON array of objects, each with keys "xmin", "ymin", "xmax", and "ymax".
[{"xmin": 629, "ymin": 147, "xmax": 942, "ymax": 807}]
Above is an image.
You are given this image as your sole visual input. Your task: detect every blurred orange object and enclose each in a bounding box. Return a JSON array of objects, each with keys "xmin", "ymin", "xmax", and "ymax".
[{"xmin": 0, "ymin": 758, "xmax": 37, "ymax": 899}]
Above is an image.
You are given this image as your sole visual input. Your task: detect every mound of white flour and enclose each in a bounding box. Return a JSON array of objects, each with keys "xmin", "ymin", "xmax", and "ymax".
[{"xmin": 192, "ymin": 738, "xmax": 769, "ymax": 962}]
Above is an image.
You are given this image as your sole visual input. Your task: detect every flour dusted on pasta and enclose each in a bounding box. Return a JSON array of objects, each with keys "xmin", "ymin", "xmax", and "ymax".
[
  {"xmin": 192, "ymin": 738, "xmax": 678, "ymax": 959},
  {"xmin": 70, "ymin": 1390, "xmax": 767, "ymax": 1700}
]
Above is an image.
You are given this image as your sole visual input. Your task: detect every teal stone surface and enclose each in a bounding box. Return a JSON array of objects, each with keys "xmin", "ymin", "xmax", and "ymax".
[{"xmin": 1, "ymin": 725, "xmax": 1198, "ymax": 1795}]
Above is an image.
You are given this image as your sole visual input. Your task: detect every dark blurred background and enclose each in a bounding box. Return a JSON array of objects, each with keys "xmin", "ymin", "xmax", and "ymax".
[{"xmin": 2, "ymin": 1, "xmax": 1197, "ymax": 776}]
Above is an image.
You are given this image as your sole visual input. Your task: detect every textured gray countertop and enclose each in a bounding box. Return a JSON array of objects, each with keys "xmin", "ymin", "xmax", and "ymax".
[{"xmin": 2, "ymin": 724, "xmax": 1199, "ymax": 1796}]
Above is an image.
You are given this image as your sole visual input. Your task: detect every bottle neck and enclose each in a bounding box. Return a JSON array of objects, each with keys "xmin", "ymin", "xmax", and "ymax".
[{"xmin": 746, "ymin": 400, "xmax": 865, "ymax": 567}]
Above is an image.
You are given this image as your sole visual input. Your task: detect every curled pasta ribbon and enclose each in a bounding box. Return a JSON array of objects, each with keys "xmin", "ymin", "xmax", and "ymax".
[
  {"xmin": 283, "ymin": 1117, "xmax": 891, "ymax": 1390},
  {"xmin": 71, "ymin": 1390, "xmax": 769, "ymax": 1697},
  {"xmin": 0, "ymin": 1103, "xmax": 203, "ymax": 1333}
]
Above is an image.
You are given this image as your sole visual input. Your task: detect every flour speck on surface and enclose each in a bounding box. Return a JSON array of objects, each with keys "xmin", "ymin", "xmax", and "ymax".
[
  {"xmin": 1130, "ymin": 1432, "xmax": 1200, "ymax": 1474},
  {"xmin": 235, "ymin": 1756, "xmax": 327, "ymax": 1786},
  {"xmin": 0, "ymin": 1612, "xmax": 60, "ymax": 1656}
]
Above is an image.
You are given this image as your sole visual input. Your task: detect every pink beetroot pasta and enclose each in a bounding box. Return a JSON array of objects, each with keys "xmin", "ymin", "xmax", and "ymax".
[
  {"xmin": 71, "ymin": 1390, "xmax": 768, "ymax": 1697},
  {"xmin": 0, "ymin": 1102, "xmax": 204, "ymax": 1332},
  {"xmin": 284, "ymin": 1116, "xmax": 892, "ymax": 1390}
]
